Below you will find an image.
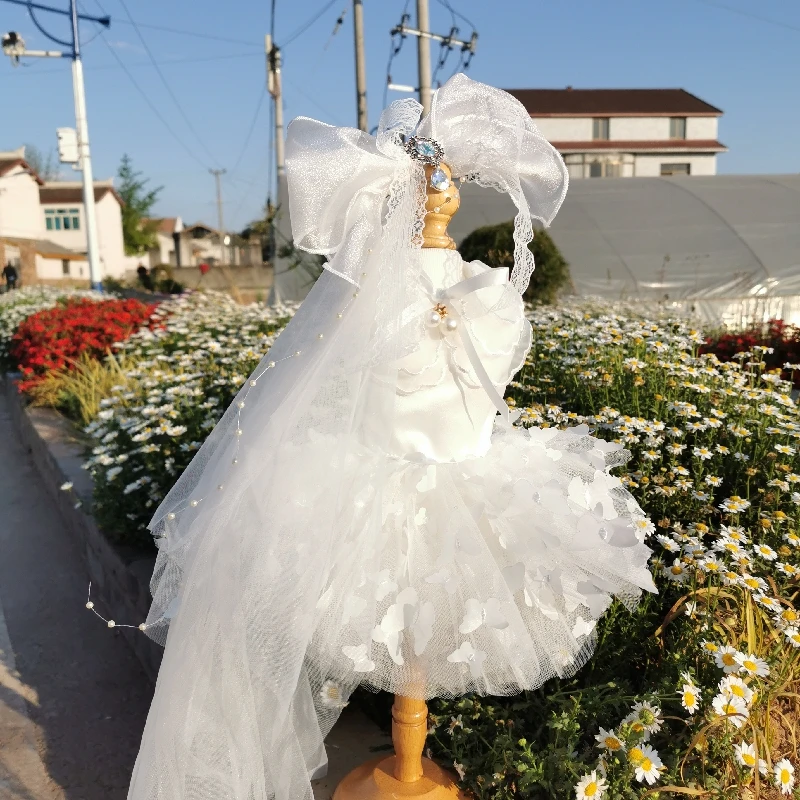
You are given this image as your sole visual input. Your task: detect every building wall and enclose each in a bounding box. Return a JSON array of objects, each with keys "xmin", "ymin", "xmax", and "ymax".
[
  {"xmin": 531, "ymin": 115, "xmax": 719, "ymax": 143},
  {"xmin": 0, "ymin": 167, "xmax": 42, "ymax": 240},
  {"xmin": 35, "ymin": 254, "xmax": 89, "ymax": 281},
  {"xmin": 634, "ymin": 154, "xmax": 717, "ymax": 177},
  {"xmin": 41, "ymin": 193, "xmax": 128, "ymax": 279}
]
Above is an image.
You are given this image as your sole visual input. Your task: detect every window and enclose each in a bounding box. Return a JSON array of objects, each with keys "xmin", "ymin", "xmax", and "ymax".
[
  {"xmin": 589, "ymin": 159, "xmax": 621, "ymax": 178},
  {"xmin": 592, "ymin": 118, "xmax": 610, "ymax": 140},
  {"xmin": 45, "ymin": 208, "xmax": 81, "ymax": 231},
  {"xmin": 661, "ymin": 163, "xmax": 691, "ymax": 176},
  {"xmin": 62, "ymin": 259, "xmax": 70, "ymax": 276},
  {"xmin": 669, "ymin": 117, "xmax": 686, "ymax": 139}
]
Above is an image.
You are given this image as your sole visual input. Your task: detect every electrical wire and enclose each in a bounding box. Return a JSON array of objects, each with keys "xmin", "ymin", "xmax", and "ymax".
[
  {"xmin": 229, "ymin": 88, "xmax": 268, "ymax": 177},
  {"xmin": 95, "ymin": 32, "xmax": 211, "ymax": 169},
  {"xmin": 692, "ymin": 0, "xmax": 800, "ymax": 34},
  {"xmin": 281, "ymin": 0, "xmax": 339, "ymax": 48},
  {"xmin": 108, "ymin": 18, "xmax": 262, "ymax": 48},
  {"xmin": 433, "ymin": 0, "xmax": 476, "ymax": 31},
  {"xmin": 114, "ymin": 0, "xmax": 222, "ymax": 168}
]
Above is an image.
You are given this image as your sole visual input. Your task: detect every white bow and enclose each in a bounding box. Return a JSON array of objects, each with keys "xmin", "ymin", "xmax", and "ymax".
[{"xmin": 285, "ymin": 74, "xmax": 569, "ymax": 294}]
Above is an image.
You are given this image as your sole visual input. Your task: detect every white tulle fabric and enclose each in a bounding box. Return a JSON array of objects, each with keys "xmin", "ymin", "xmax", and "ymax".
[{"xmin": 128, "ymin": 75, "xmax": 654, "ymax": 800}]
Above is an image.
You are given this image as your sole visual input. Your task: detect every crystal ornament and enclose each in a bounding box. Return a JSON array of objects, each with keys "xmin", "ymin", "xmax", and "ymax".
[
  {"xmin": 429, "ymin": 167, "xmax": 450, "ymax": 191},
  {"xmin": 403, "ymin": 135, "xmax": 444, "ymax": 166}
]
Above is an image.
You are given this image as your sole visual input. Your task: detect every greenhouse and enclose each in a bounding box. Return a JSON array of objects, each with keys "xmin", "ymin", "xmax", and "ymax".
[{"xmin": 451, "ymin": 174, "xmax": 800, "ymax": 326}]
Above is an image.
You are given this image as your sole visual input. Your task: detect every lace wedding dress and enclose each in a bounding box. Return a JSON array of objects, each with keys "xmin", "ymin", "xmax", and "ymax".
[{"xmin": 128, "ymin": 75, "xmax": 655, "ymax": 800}]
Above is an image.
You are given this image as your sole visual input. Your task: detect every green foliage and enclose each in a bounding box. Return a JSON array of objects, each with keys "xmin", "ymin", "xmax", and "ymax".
[
  {"xmin": 458, "ymin": 221, "xmax": 572, "ymax": 304},
  {"xmin": 117, "ymin": 154, "xmax": 162, "ymax": 256}
]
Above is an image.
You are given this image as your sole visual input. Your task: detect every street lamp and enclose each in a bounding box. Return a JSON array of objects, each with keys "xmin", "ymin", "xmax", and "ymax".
[{"xmin": 2, "ymin": 1, "xmax": 111, "ymax": 291}]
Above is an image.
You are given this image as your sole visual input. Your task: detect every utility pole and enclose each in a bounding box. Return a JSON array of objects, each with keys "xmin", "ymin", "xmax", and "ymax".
[
  {"xmin": 69, "ymin": 0, "xmax": 102, "ymax": 290},
  {"xmin": 387, "ymin": 12, "xmax": 477, "ymax": 112},
  {"xmin": 415, "ymin": 0, "xmax": 432, "ymax": 116},
  {"xmin": 265, "ymin": 34, "xmax": 285, "ymax": 186},
  {"xmin": 2, "ymin": 0, "xmax": 111, "ymax": 291},
  {"xmin": 209, "ymin": 168, "xmax": 226, "ymax": 264},
  {"xmin": 353, "ymin": 0, "xmax": 368, "ymax": 131}
]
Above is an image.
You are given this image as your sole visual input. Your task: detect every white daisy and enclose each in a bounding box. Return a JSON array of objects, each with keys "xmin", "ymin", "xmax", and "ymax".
[
  {"xmin": 629, "ymin": 744, "xmax": 663, "ymax": 785},
  {"xmin": 594, "ymin": 727, "xmax": 625, "ymax": 753},
  {"xmin": 734, "ymin": 741, "xmax": 767, "ymax": 775},
  {"xmin": 712, "ymin": 693, "xmax": 749, "ymax": 728},
  {"xmin": 574, "ymin": 770, "xmax": 606, "ymax": 800},
  {"xmin": 714, "ymin": 645, "xmax": 743, "ymax": 674},
  {"xmin": 679, "ymin": 683, "xmax": 700, "ymax": 714},
  {"xmin": 736, "ymin": 652, "xmax": 770, "ymax": 677},
  {"xmin": 774, "ymin": 758, "xmax": 795, "ymax": 795},
  {"xmin": 784, "ymin": 627, "xmax": 800, "ymax": 648},
  {"xmin": 753, "ymin": 543, "xmax": 778, "ymax": 561},
  {"xmin": 719, "ymin": 675, "xmax": 754, "ymax": 704}
]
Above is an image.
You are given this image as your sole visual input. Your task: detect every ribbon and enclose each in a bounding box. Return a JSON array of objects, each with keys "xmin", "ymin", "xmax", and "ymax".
[{"xmin": 405, "ymin": 266, "xmax": 513, "ymax": 422}]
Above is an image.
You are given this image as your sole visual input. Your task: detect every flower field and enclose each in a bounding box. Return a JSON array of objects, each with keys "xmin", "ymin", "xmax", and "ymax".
[{"xmin": 2, "ymin": 287, "xmax": 799, "ymax": 799}]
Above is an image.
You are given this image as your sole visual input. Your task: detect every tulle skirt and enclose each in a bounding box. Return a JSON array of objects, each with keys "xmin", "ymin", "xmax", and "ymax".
[{"xmin": 273, "ymin": 420, "xmax": 656, "ymax": 701}]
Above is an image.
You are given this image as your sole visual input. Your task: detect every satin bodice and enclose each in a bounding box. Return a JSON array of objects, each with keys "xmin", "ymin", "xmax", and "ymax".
[{"xmin": 364, "ymin": 249, "xmax": 530, "ymax": 463}]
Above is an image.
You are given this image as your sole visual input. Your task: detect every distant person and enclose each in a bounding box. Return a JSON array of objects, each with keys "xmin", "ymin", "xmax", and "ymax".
[
  {"xmin": 2, "ymin": 262, "xmax": 18, "ymax": 291},
  {"xmin": 136, "ymin": 264, "xmax": 154, "ymax": 291}
]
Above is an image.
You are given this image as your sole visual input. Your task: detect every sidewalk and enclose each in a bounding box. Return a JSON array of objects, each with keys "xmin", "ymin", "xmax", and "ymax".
[
  {"xmin": 0, "ymin": 390, "xmax": 388, "ymax": 799},
  {"xmin": 0, "ymin": 391, "xmax": 153, "ymax": 799}
]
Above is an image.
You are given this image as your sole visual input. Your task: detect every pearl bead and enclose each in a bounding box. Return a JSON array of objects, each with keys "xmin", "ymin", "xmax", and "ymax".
[
  {"xmin": 295, "ymin": 350, "xmax": 302, "ymax": 356},
  {"xmin": 249, "ymin": 380, "xmax": 257, "ymax": 387},
  {"xmin": 268, "ymin": 361, "xmax": 276, "ymax": 368},
  {"xmin": 232, "ymin": 458, "xmax": 238, "ymax": 464},
  {"xmin": 353, "ymin": 291, "xmax": 359, "ymax": 298},
  {"xmin": 318, "ymin": 333, "xmax": 324, "ymax": 340},
  {"xmin": 337, "ymin": 313, "xmax": 343, "ymax": 319},
  {"xmin": 235, "ymin": 429, "xmax": 243, "ymax": 436},
  {"xmin": 190, "ymin": 499, "xmax": 199, "ymax": 507},
  {"xmin": 426, "ymin": 310, "xmax": 442, "ymax": 328},
  {"xmin": 167, "ymin": 512, "xmax": 176, "ymax": 520},
  {"xmin": 434, "ymin": 206, "xmax": 440, "ymax": 213},
  {"xmin": 361, "ymin": 271, "xmax": 367, "ymax": 277},
  {"xmin": 443, "ymin": 317, "xmax": 459, "ymax": 333},
  {"xmin": 217, "ymin": 484, "xmax": 224, "ymax": 491},
  {"xmin": 86, "ymin": 601, "xmax": 94, "ymax": 609},
  {"xmin": 107, "ymin": 620, "xmax": 115, "ymax": 628},
  {"xmin": 237, "ymin": 401, "xmax": 245, "ymax": 408},
  {"xmin": 138, "ymin": 623, "xmax": 147, "ymax": 631}
]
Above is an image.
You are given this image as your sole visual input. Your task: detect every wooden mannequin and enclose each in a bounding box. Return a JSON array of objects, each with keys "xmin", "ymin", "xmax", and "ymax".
[{"xmin": 332, "ymin": 164, "xmax": 467, "ymax": 800}]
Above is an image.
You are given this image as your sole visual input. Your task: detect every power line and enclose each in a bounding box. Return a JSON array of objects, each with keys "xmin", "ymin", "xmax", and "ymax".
[
  {"xmin": 109, "ymin": 17, "xmax": 261, "ymax": 48},
  {"xmin": 229, "ymin": 88, "xmax": 268, "ymax": 177},
  {"xmin": 433, "ymin": 0, "xmax": 475, "ymax": 31},
  {"xmin": 114, "ymin": 0, "xmax": 222, "ymax": 168},
  {"xmin": 692, "ymin": 0, "xmax": 800, "ymax": 33},
  {"xmin": 95, "ymin": 32, "xmax": 210, "ymax": 169},
  {"xmin": 282, "ymin": 0, "xmax": 339, "ymax": 47},
  {"xmin": 12, "ymin": 51, "xmax": 261, "ymax": 76}
]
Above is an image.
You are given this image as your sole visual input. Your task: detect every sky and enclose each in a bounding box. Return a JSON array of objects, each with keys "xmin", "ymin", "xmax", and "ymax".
[{"xmin": 1, "ymin": 0, "xmax": 798, "ymax": 232}]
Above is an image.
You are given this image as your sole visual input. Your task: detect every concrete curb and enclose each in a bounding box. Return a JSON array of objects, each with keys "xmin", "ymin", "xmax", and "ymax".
[{"xmin": 2, "ymin": 375, "xmax": 162, "ymax": 682}]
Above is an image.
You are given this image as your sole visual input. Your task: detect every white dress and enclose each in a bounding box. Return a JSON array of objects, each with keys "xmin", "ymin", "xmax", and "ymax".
[{"xmin": 268, "ymin": 248, "xmax": 656, "ymax": 699}]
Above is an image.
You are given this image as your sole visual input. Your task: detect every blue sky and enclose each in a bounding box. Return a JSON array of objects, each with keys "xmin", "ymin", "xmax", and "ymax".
[{"xmin": 1, "ymin": 0, "xmax": 798, "ymax": 231}]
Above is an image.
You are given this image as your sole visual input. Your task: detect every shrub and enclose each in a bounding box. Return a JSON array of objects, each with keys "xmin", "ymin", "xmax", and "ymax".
[
  {"xmin": 81, "ymin": 292, "xmax": 296, "ymax": 548},
  {"xmin": 458, "ymin": 222, "xmax": 571, "ymax": 304},
  {"xmin": 0, "ymin": 286, "xmax": 105, "ymax": 369},
  {"xmin": 11, "ymin": 297, "xmax": 156, "ymax": 390}
]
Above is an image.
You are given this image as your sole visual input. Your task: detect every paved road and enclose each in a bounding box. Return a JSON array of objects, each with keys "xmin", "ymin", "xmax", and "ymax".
[{"xmin": 0, "ymin": 393, "xmax": 152, "ymax": 800}]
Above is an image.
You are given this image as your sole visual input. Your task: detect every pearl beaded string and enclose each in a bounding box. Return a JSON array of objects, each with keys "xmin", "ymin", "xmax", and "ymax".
[
  {"xmin": 85, "ymin": 581, "xmax": 148, "ymax": 631},
  {"xmin": 86, "ymin": 263, "xmax": 369, "ymax": 633}
]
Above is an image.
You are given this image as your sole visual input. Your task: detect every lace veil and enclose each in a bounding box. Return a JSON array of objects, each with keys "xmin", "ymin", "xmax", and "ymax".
[{"xmin": 128, "ymin": 74, "xmax": 568, "ymax": 800}]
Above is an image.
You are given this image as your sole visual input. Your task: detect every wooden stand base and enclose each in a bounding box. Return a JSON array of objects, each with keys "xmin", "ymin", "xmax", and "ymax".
[
  {"xmin": 332, "ymin": 755, "xmax": 466, "ymax": 799},
  {"xmin": 332, "ymin": 695, "xmax": 467, "ymax": 800}
]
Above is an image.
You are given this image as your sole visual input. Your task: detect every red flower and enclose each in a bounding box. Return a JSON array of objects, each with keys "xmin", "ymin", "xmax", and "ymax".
[{"xmin": 11, "ymin": 298, "xmax": 158, "ymax": 391}]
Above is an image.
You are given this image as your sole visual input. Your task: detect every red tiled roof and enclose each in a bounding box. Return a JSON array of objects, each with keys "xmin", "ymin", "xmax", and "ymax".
[
  {"xmin": 148, "ymin": 217, "xmax": 178, "ymax": 235},
  {"xmin": 40, "ymin": 184, "xmax": 122, "ymax": 205},
  {"xmin": 0, "ymin": 158, "xmax": 45, "ymax": 185},
  {"xmin": 506, "ymin": 88, "xmax": 722, "ymax": 117},
  {"xmin": 552, "ymin": 139, "xmax": 728, "ymax": 153}
]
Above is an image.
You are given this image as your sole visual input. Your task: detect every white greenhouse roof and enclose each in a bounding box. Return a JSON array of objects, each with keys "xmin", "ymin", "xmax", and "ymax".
[{"xmin": 450, "ymin": 174, "xmax": 800, "ymax": 302}]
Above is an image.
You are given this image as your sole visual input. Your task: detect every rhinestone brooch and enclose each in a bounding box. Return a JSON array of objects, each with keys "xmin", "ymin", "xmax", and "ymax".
[{"xmin": 403, "ymin": 136, "xmax": 444, "ymax": 166}]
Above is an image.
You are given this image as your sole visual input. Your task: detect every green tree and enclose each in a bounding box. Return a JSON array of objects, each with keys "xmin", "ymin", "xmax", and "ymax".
[
  {"xmin": 117, "ymin": 154, "xmax": 162, "ymax": 256},
  {"xmin": 458, "ymin": 221, "xmax": 573, "ymax": 304}
]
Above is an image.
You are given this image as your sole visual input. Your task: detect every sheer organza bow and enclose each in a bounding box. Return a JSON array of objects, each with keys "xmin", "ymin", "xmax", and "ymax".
[{"xmin": 286, "ymin": 73, "xmax": 569, "ymax": 294}]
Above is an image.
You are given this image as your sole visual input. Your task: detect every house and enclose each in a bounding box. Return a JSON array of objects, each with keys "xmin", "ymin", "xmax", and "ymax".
[
  {"xmin": 506, "ymin": 88, "xmax": 727, "ymax": 178},
  {"xmin": 0, "ymin": 146, "xmax": 129, "ymax": 284},
  {"xmin": 143, "ymin": 218, "xmax": 262, "ymax": 269}
]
